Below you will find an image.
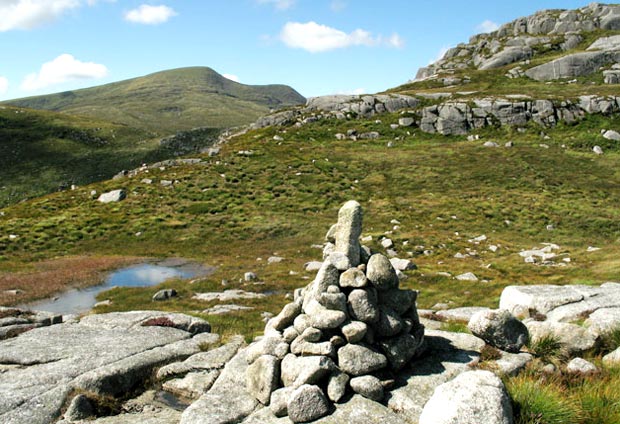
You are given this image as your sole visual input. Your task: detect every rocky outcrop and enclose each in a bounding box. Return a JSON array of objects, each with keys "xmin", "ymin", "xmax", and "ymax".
[
  {"xmin": 254, "ymin": 90, "xmax": 620, "ymax": 136},
  {"xmin": 525, "ymin": 51, "xmax": 620, "ymax": 81},
  {"xmin": 252, "ymin": 94, "xmax": 419, "ymax": 129},
  {"xmin": 0, "ymin": 311, "xmax": 213, "ymax": 424},
  {"xmin": 418, "ymin": 95, "xmax": 620, "ymax": 135},
  {"xmin": 415, "ymin": 4, "xmax": 620, "ymax": 82}
]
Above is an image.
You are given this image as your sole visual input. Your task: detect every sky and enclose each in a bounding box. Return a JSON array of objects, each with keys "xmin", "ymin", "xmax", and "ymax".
[{"xmin": 0, "ymin": 0, "xmax": 594, "ymax": 100}]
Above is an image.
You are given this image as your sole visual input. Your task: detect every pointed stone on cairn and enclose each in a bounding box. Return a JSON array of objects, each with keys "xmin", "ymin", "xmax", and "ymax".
[{"xmin": 244, "ymin": 201, "xmax": 425, "ymax": 422}]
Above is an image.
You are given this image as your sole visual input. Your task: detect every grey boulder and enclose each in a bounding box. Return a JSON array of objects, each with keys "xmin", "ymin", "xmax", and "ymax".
[
  {"xmin": 287, "ymin": 384, "xmax": 331, "ymax": 423},
  {"xmin": 419, "ymin": 370, "xmax": 513, "ymax": 424},
  {"xmin": 468, "ymin": 309, "xmax": 529, "ymax": 353}
]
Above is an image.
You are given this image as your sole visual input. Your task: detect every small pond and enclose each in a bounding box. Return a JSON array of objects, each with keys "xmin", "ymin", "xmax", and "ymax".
[{"xmin": 21, "ymin": 258, "xmax": 213, "ymax": 315}]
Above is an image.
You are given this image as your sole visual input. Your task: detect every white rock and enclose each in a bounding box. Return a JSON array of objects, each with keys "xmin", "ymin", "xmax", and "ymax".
[
  {"xmin": 603, "ymin": 130, "xmax": 620, "ymax": 141},
  {"xmin": 419, "ymin": 370, "xmax": 513, "ymax": 424},
  {"xmin": 456, "ymin": 272, "xmax": 478, "ymax": 282},
  {"xmin": 97, "ymin": 189, "xmax": 126, "ymax": 203},
  {"xmin": 566, "ymin": 357, "xmax": 598, "ymax": 374},
  {"xmin": 381, "ymin": 238, "xmax": 394, "ymax": 249}
]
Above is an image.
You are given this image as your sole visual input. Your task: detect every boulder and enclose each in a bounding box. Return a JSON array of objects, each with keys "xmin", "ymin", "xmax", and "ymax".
[
  {"xmin": 468, "ymin": 309, "xmax": 529, "ymax": 353},
  {"xmin": 419, "ymin": 370, "xmax": 513, "ymax": 424},
  {"xmin": 366, "ymin": 254, "xmax": 399, "ymax": 291},
  {"xmin": 398, "ymin": 117, "xmax": 414, "ymax": 127},
  {"xmin": 334, "ymin": 200, "xmax": 363, "ymax": 266},
  {"xmin": 566, "ymin": 357, "xmax": 598, "ymax": 374},
  {"xmin": 339, "ymin": 268, "xmax": 368, "ymax": 288},
  {"xmin": 349, "ymin": 375, "xmax": 384, "ymax": 402},
  {"xmin": 246, "ymin": 355, "xmax": 280, "ymax": 405},
  {"xmin": 337, "ymin": 344, "xmax": 387, "ymax": 376},
  {"xmin": 152, "ymin": 289, "xmax": 177, "ymax": 301},
  {"xmin": 327, "ymin": 371, "xmax": 350, "ymax": 402},
  {"xmin": 348, "ymin": 288, "xmax": 380, "ymax": 323},
  {"xmin": 287, "ymin": 385, "xmax": 331, "ymax": 423},
  {"xmin": 280, "ymin": 354, "xmax": 335, "ymax": 388},
  {"xmin": 603, "ymin": 347, "xmax": 620, "ymax": 367},
  {"xmin": 603, "ymin": 130, "xmax": 620, "ymax": 141},
  {"xmin": 64, "ymin": 394, "xmax": 94, "ymax": 422},
  {"xmin": 479, "ymin": 46, "xmax": 532, "ymax": 70},
  {"xmin": 341, "ymin": 321, "xmax": 368, "ymax": 343},
  {"xmin": 97, "ymin": 189, "xmax": 126, "ymax": 203}
]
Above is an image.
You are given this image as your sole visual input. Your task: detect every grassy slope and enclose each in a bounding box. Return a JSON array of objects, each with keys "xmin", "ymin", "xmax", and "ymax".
[
  {"xmin": 2, "ymin": 111, "xmax": 620, "ymax": 339},
  {"xmin": 3, "ymin": 67, "xmax": 306, "ymax": 133},
  {"xmin": 0, "ymin": 105, "xmax": 221, "ymax": 208}
]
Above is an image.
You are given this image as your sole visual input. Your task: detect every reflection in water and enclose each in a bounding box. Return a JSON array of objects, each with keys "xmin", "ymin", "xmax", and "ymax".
[{"xmin": 21, "ymin": 260, "xmax": 210, "ymax": 315}]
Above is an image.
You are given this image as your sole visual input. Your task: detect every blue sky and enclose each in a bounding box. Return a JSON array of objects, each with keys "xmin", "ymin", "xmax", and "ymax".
[{"xmin": 0, "ymin": 0, "xmax": 592, "ymax": 100}]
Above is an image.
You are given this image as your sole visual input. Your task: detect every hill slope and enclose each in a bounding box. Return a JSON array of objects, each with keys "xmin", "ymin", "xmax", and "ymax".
[
  {"xmin": 0, "ymin": 105, "xmax": 222, "ymax": 207},
  {"xmin": 3, "ymin": 67, "xmax": 306, "ymax": 133}
]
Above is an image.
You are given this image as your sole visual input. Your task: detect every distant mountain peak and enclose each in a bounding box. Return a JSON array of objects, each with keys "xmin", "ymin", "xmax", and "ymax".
[{"xmin": 3, "ymin": 66, "xmax": 305, "ymax": 134}]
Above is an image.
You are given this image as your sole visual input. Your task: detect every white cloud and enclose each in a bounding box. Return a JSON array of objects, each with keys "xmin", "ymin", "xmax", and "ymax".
[
  {"xmin": 387, "ymin": 33, "xmax": 405, "ymax": 48},
  {"xmin": 0, "ymin": 0, "xmax": 80, "ymax": 31},
  {"xmin": 124, "ymin": 4, "xmax": 177, "ymax": 25},
  {"xmin": 429, "ymin": 46, "xmax": 450, "ymax": 64},
  {"xmin": 280, "ymin": 21, "xmax": 403, "ymax": 53},
  {"xmin": 21, "ymin": 54, "xmax": 108, "ymax": 91},
  {"xmin": 0, "ymin": 0, "xmax": 116, "ymax": 32},
  {"xmin": 223, "ymin": 74, "xmax": 240, "ymax": 83},
  {"xmin": 330, "ymin": 0, "xmax": 346, "ymax": 12},
  {"xmin": 0, "ymin": 77, "xmax": 8, "ymax": 95},
  {"xmin": 477, "ymin": 20, "xmax": 500, "ymax": 33},
  {"xmin": 257, "ymin": 0, "xmax": 295, "ymax": 10}
]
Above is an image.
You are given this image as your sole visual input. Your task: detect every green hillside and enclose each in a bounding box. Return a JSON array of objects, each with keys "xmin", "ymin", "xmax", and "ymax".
[
  {"xmin": 3, "ymin": 67, "xmax": 306, "ymax": 133},
  {"xmin": 0, "ymin": 105, "xmax": 221, "ymax": 207}
]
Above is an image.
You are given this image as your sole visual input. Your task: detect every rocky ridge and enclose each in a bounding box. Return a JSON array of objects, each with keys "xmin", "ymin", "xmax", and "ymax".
[
  {"xmin": 416, "ymin": 3, "xmax": 620, "ymax": 81},
  {"xmin": 252, "ymin": 91, "xmax": 620, "ymax": 136}
]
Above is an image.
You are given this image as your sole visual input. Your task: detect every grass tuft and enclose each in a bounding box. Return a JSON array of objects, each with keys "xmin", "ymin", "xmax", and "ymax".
[{"xmin": 528, "ymin": 334, "xmax": 566, "ymax": 362}]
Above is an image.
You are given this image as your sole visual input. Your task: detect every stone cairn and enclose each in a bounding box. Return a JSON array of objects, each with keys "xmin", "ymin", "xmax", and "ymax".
[{"xmin": 245, "ymin": 200, "xmax": 425, "ymax": 423}]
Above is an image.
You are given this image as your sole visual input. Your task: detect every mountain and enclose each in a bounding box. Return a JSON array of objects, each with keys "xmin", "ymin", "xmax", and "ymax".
[{"xmin": 3, "ymin": 67, "xmax": 306, "ymax": 134}]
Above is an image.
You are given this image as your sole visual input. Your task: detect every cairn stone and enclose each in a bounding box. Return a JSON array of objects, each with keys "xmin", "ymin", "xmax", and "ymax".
[
  {"xmin": 334, "ymin": 200, "xmax": 363, "ymax": 266},
  {"xmin": 246, "ymin": 355, "xmax": 280, "ymax": 405},
  {"xmin": 288, "ymin": 384, "xmax": 331, "ymax": 423},
  {"xmin": 367, "ymin": 254, "xmax": 399, "ymax": 291},
  {"xmin": 338, "ymin": 344, "xmax": 388, "ymax": 376},
  {"xmin": 245, "ymin": 201, "xmax": 424, "ymax": 421}
]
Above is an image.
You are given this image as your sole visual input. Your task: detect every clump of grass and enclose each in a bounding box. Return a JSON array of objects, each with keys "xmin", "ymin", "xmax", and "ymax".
[
  {"xmin": 528, "ymin": 334, "xmax": 566, "ymax": 362},
  {"xmin": 507, "ymin": 374, "xmax": 581, "ymax": 424},
  {"xmin": 440, "ymin": 322, "xmax": 470, "ymax": 333},
  {"xmin": 480, "ymin": 344, "xmax": 503, "ymax": 362}
]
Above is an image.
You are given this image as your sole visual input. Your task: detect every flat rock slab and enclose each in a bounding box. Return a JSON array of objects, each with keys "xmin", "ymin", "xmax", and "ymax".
[
  {"xmin": 180, "ymin": 348, "xmax": 259, "ymax": 424},
  {"xmin": 500, "ymin": 283, "xmax": 620, "ymax": 323},
  {"xmin": 0, "ymin": 311, "xmax": 211, "ymax": 424},
  {"xmin": 387, "ymin": 330, "xmax": 483, "ymax": 423},
  {"xmin": 193, "ymin": 290, "xmax": 266, "ymax": 302},
  {"xmin": 435, "ymin": 307, "xmax": 491, "ymax": 323}
]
